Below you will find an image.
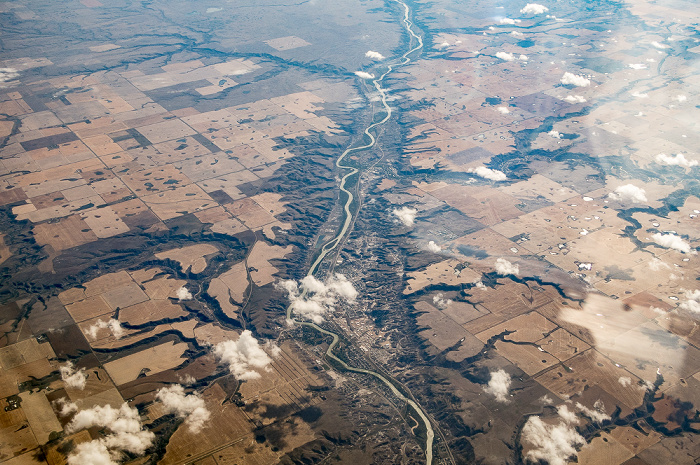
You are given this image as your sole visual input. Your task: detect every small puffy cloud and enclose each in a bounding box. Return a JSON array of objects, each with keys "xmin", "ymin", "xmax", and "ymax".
[
  {"xmin": 365, "ymin": 50, "xmax": 385, "ymax": 60},
  {"xmin": 675, "ymin": 94, "xmax": 687, "ymax": 102},
  {"xmin": 511, "ymin": 31, "xmax": 524, "ymax": 37},
  {"xmin": 655, "ymin": 153, "xmax": 697, "ymax": 167},
  {"xmin": 432, "ymin": 293, "xmax": 452, "ymax": 310},
  {"xmin": 629, "ymin": 63, "xmax": 647, "ymax": 70},
  {"xmin": 427, "ymin": 241, "xmax": 441, "ymax": 253},
  {"xmin": 65, "ymin": 402, "xmax": 155, "ymax": 465},
  {"xmin": 679, "ymin": 290, "xmax": 700, "ymax": 313},
  {"xmin": 496, "ymin": 51, "xmax": 515, "ymax": 61},
  {"xmin": 496, "ymin": 106, "xmax": 510, "ymax": 114},
  {"xmin": 354, "ymin": 71, "xmax": 375, "ymax": 80},
  {"xmin": 499, "ymin": 18, "xmax": 520, "ymax": 25},
  {"xmin": 177, "ymin": 286, "xmax": 193, "ymax": 300},
  {"xmin": 561, "ymin": 72, "xmax": 590, "ymax": 87},
  {"xmin": 651, "ymin": 41, "xmax": 667, "ymax": 49},
  {"xmin": 521, "ymin": 415, "xmax": 584, "ymax": 465},
  {"xmin": 67, "ymin": 441, "xmax": 115, "ymax": 465},
  {"xmin": 393, "ymin": 207, "xmax": 417, "ymax": 227},
  {"xmin": 0, "ymin": 68, "xmax": 19, "ymax": 83},
  {"xmin": 437, "ymin": 41, "xmax": 450, "ymax": 49},
  {"xmin": 54, "ymin": 397, "xmax": 79, "ymax": 417},
  {"xmin": 519, "ymin": 54, "xmax": 528, "ymax": 61},
  {"xmin": 520, "ymin": 3, "xmax": 549, "ymax": 14},
  {"xmin": 60, "ymin": 362, "xmax": 87, "ymax": 390},
  {"xmin": 608, "ymin": 184, "xmax": 647, "ymax": 204},
  {"xmin": 324, "ymin": 274, "xmax": 358, "ymax": 301},
  {"xmin": 278, "ymin": 273, "xmax": 358, "ymax": 324},
  {"xmin": 618, "ymin": 376, "xmax": 632, "ymax": 387},
  {"xmin": 556, "ymin": 405, "xmax": 579, "ymax": 424},
  {"xmin": 483, "ymin": 369, "xmax": 511, "ymax": 402},
  {"xmin": 648, "ymin": 258, "xmax": 670, "ymax": 271},
  {"xmin": 213, "ymin": 330, "xmax": 277, "ymax": 380},
  {"xmin": 495, "ymin": 258, "xmax": 519, "ymax": 276},
  {"xmin": 85, "ymin": 318, "xmax": 124, "ymax": 340},
  {"xmin": 576, "ymin": 400, "xmax": 611, "ymax": 423},
  {"xmin": 108, "ymin": 319, "xmax": 124, "ymax": 338},
  {"xmin": 156, "ymin": 384, "xmax": 210, "ymax": 433},
  {"xmin": 652, "ymin": 232, "xmax": 692, "ymax": 254},
  {"xmin": 469, "ymin": 166, "xmax": 506, "ymax": 181},
  {"xmin": 563, "ymin": 95, "xmax": 586, "ymax": 103},
  {"xmin": 548, "ymin": 130, "xmax": 562, "ymax": 139},
  {"xmin": 631, "ymin": 91, "xmax": 648, "ymax": 98},
  {"xmin": 178, "ymin": 373, "xmax": 196, "ymax": 385}
]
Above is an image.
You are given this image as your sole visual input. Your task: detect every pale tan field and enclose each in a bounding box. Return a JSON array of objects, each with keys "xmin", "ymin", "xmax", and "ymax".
[
  {"xmin": 156, "ymin": 244, "xmax": 220, "ymax": 274},
  {"xmin": 103, "ymin": 340, "xmax": 189, "ymax": 385}
]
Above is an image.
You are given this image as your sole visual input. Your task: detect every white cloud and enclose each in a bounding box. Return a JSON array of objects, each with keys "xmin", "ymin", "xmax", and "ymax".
[
  {"xmin": 521, "ymin": 415, "xmax": 584, "ymax": 465},
  {"xmin": 548, "ymin": 130, "xmax": 562, "ymax": 139},
  {"xmin": 427, "ymin": 241, "xmax": 441, "ymax": 253},
  {"xmin": 631, "ymin": 91, "xmax": 648, "ymax": 98},
  {"xmin": 393, "ymin": 207, "xmax": 417, "ymax": 227},
  {"xmin": 483, "ymin": 369, "xmax": 511, "ymax": 402},
  {"xmin": 651, "ymin": 41, "xmax": 667, "ymax": 49},
  {"xmin": 177, "ymin": 286, "xmax": 193, "ymax": 300},
  {"xmin": 213, "ymin": 330, "xmax": 277, "ymax": 380},
  {"xmin": 556, "ymin": 405, "xmax": 579, "ymax": 424},
  {"xmin": 496, "ymin": 106, "xmax": 510, "ymax": 114},
  {"xmin": 511, "ymin": 31, "xmax": 524, "ymax": 37},
  {"xmin": 178, "ymin": 373, "xmax": 197, "ymax": 385},
  {"xmin": 608, "ymin": 184, "xmax": 647, "ymax": 204},
  {"xmin": 469, "ymin": 166, "xmax": 506, "ymax": 181},
  {"xmin": 628, "ymin": 63, "xmax": 647, "ymax": 70},
  {"xmin": 520, "ymin": 3, "xmax": 549, "ymax": 15},
  {"xmin": 679, "ymin": 290, "xmax": 700, "ymax": 313},
  {"xmin": 432, "ymin": 293, "xmax": 452, "ymax": 310},
  {"xmin": 648, "ymin": 258, "xmax": 670, "ymax": 271},
  {"xmin": 437, "ymin": 41, "xmax": 450, "ymax": 49},
  {"xmin": 354, "ymin": 71, "xmax": 375, "ymax": 80},
  {"xmin": 60, "ymin": 362, "xmax": 87, "ymax": 390},
  {"xmin": 85, "ymin": 318, "xmax": 124, "ymax": 340},
  {"xmin": 54, "ymin": 397, "xmax": 79, "ymax": 417},
  {"xmin": 108, "ymin": 319, "xmax": 124, "ymax": 338},
  {"xmin": 324, "ymin": 274, "xmax": 358, "ymax": 301},
  {"xmin": 65, "ymin": 402, "xmax": 155, "ymax": 465},
  {"xmin": 496, "ymin": 51, "xmax": 515, "ymax": 61},
  {"xmin": 519, "ymin": 54, "xmax": 529, "ymax": 61},
  {"xmin": 156, "ymin": 384, "xmax": 210, "ymax": 433},
  {"xmin": 0, "ymin": 68, "xmax": 18, "ymax": 83},
  {"xmin": 278, "ymin": 273, "xmax": 358, "ymax": 324},
  {"xmin": 67, "ymin": 441, "xmax": 115, "ymax": 465},
  {"xmin": 473, "ymin": 279, "xmax": 487, "ymax": 290},
  {"xmin": 561, "ymin": 72, "xmax": 590, "ymax": 87},
  {"xmin": 563, "ymin": 95, "xmax": 586, "ymax": 103},
  {"xmin": 618, "ymin": 376, "xmax": 632, "ymax": 387},
  {"xmin": 652, "ymin": 232, "xmax": 692, "ymax": 254},
  {"xmin": 655, "ymin": 153, "xmax": 697, "ymax": 167},
  {"xmin": 499, "ymin": 18, "xmax": 520, "ymax": 25},
  {"xmin": 576, "ymin": 400, "xmax": 611, "ymax": 423},
  {"xmin": 365, "ymin": 50, "xmax": 385, "ymax": 60},
  {"xmin": 675, "ymin": 94, "xmax": 687, "ymax": 102},
  {"xmin": 495, "ymin": 258, "xmax": 519, "ymax": 276}
]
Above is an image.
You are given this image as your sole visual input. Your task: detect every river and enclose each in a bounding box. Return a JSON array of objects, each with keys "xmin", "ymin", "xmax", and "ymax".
[{"xmin": 285, "ymin": 1, "xmax": 435, "ymax": 464}]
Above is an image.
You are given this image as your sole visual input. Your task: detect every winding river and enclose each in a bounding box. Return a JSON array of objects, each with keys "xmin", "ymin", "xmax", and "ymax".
[{"xmin": 286, "ymin": 1, "xmax": 435, "ymax": 464}]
